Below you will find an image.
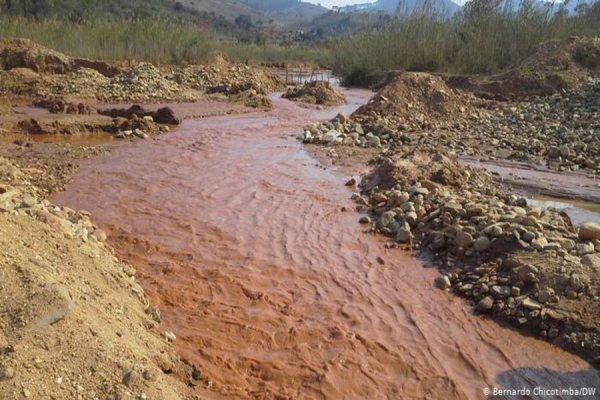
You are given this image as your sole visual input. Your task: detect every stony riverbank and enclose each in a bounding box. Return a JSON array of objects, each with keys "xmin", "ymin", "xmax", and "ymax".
[{"xmin": 298, "ymin": 42, "xmax": 600, "ymax": 364}]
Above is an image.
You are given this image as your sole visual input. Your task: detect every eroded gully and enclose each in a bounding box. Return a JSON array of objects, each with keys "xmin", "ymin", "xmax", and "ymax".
[{"xmin": 54, "ymin": 90, "xmax": 600, "ymax": 399}]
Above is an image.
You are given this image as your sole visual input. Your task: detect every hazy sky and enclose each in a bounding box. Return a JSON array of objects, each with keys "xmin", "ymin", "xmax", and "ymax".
[{"xmin": 303, "ymin": 0, "xmax": 374, "ymax": 8}]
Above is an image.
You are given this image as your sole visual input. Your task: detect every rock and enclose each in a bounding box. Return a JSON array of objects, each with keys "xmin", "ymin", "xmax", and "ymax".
[
  {"xmin": 455, "ymin": 230, "xmax": 474, "ymax": 248},
  {"xmin": 376, "ymin": 211, "xmax": 397, "ymax": 230},
  {"xmin": 579, "ymin": 222, "xmax": 600, "ymax": 240},
  {"xmin": 434, "ymin": 275, "xmax": 451, "ymax": 290},
  {"xmin": 511, "ymin": 286, "xmax": 521, "ymax": 297},
  {"xmin": 405, "ymin": 211, "xmax": 418, "ymax": 226},
  {"xmin": 396, "ymin": 227, "xmax": 413, "ymax": 243},
  {"xmin": 474, "ymin": 236, "xmax": 491, "ymax": 252},
  {"xmin": 345, "ymin": 178, "xmax": 356, "ymax": 186},
  {"xmin": 512, "ymin": 264, "xmax": 538, "ymax": 284},
  {"xmin": 31, "ymin": 283, "xmax": 73, "ymax": 328},
  {"xmin": 91, "ymin": 228, "xmax": 107, "ymax": 242},
  {"xmin": 322, "ymin": 130, "xmax": 340, "ymax": 144},
  {"xmin": 576, "ymin": 242, "xmax": 595, "ymax": 256},
  {"xmin": 122, "ymin": 264, "xmax": 136, "ymax": 277},
  {"xmin": 359, "ymin": 216, "xmax": 371, "ymax": 224},
  {"xmin": 531, "ymin": 236, "xmax": 548, "ymax": 251},
  {"xmin": 368, "ymin": 136, "xmax": 381, "ymax": 147},
  {"xmin": 559, "ymin": 144, "xmax": 570, "ymax": 158},
  {"xmin": 522, "ymin": 231, "xmax": 536, "ymax": 242},
  {"xmin": 490, "ymin": 285, "xmax": 511, "ymax": 299},
  {"xmin": 164, "ymin": 331, "xmax": 176, "ymax": 343},
  {"xmin": 538, "ymin": 287, "xmax": 555, "ymax": 304},
  {"xmin": 335, "ymin": 112, "xmax": 348, "ymax": 124},
  {"xmin": 475, "ymin": 296, "xmax": 494, "ymax": 312},
  {"xmin": 0, "ymin": 366, "xmax": 15, "ymax": 381},
  {"xmin": 521, "ymin": 297, "xmax": 542, "ymax": 311},
  {"xmin": 153, "ymin": 107, "xmax": 180, "ymax": 125},
  {"xmin": 581, "ymin": 254, "xmax": 600, "ymax": 271},
  {"xmin": 122, "ymin": 370, "xmax": 138, "ymax": 388}
]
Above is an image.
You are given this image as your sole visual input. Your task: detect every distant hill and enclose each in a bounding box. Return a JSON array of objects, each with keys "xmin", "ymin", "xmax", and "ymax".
[{"xmin": 337, "ymin": 0, "xmax": 461, "ymax": 15}]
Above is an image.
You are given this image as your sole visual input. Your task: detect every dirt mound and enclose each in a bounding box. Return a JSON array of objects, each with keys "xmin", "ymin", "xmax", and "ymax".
[
  {"xmin": 0, "ymin": 157, "xmax": 197, "ymax": 399},
  {"xmin": 360, "ymin": 150, "xmax": 495, "ymax": 194},
  {"xmin": 282, "ymin": 80, "xmax": 346, "ymax": 105},
  {"xmin": 45, "ymin": 67, "xmax": 110, "ymax": 98},
  {"xmin": 352, "ymin": 72, "xmax": 470, "ymax": 130},
  {"xmin": 171, "ymin": 59, "xmax": 285, "ymax": 96},
  {"xmin": 97, "ymin": 63, "xmax": 187, "ymax": 102},
  {"xmin": 0, "ymin": 38, "xmax": 71, "ymax": 74},
  {"xmin": 229, "ymin": 90, "xmax": 273, "ymax": 109},
  {"xmin": 449, "ymin": 37, "xmax": 600, "ymax": 100}
]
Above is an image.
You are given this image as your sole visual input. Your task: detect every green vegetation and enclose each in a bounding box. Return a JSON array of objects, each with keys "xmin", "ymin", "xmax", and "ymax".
[
  {"xmin": 0, "ymin": 17, "xmax": 218, "ymax": 64},
  {"xmin": 221, "ymin": 43, "xmax": 330, "ymax": 66},
  {"xmin": 332, "ymin": 0, "xmax": 600, "ymax": 80}
]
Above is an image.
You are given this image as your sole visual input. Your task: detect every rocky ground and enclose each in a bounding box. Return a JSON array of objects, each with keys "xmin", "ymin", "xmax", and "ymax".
[
  {"xmin": 299, "ymin": 39, "xmax": 600, "ymax": 365},
  {"xmin": 0, "ymin": 156, "xmax": 204, "ymax": 399}
]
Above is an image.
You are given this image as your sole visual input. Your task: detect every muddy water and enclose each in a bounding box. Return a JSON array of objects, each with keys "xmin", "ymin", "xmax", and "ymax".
[{"xmin": 55, "ymin": 90, "xmax": 599, "ymax": 399}]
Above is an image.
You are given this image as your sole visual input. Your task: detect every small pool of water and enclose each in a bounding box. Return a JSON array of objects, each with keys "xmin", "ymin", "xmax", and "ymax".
[{"xmin": 526, "ymin": 195, "xmax": 600, "ymax": 226}]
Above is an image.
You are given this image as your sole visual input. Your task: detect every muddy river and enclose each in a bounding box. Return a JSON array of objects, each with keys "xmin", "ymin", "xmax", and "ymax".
[{"xmin": 54, "ymin": 90, "xmax": 600, "ymax": 399}]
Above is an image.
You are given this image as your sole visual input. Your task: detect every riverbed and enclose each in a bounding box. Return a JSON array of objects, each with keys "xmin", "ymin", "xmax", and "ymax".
[{"xmin": 54, "ymin": 89, "xmax": 600, "ymax": 398}]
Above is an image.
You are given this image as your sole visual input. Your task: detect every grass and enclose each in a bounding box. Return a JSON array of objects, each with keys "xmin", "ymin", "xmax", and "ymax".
[
  {"xmin": 331, "ymin": 0, "xmax": 600, "ymax": 81},
  {"xmin": 0, "ymin": 16, "xmax": 331, "ymax": 67},
  {"xmin": 0, "ymin": 17, "xmax": 218, "ymax": 64}
]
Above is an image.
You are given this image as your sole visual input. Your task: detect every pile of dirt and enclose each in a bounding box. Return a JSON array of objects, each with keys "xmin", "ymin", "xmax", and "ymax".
[
  {"xmin": 96, "ymin": 63, "xmax": 190, "ymax": 102},
  {"xmin": 448, "ymin": 37, "xmax": 600, "ymax": 100},
  {"xmin": 171, "ymin": 54, "xmax": 286, "ymax": 95},
  {"xmin": 0, "ymin": 38, "xmax": 71, "ymax": 74},
  {"xmin": 0, "ymin": 68, "xmax": 49, "ymax": 97},
  {"xmin": 0, "ymin": 38, "xmax": 120, "ymax": 78},
  {"xmin": 45, "ymin": 68, "xmax": 111, "ymax": 99},
  {"xmin": 282, "ymin": 80, "xmax": 346, "ymax": 105},
  {"xmin": 228, "ymin": 90, "xmax": 273, "ymax": 109},
  {"xmin": 351, "ymin": 72, "xmax": 471, "ymax": 130},
  {"xmin": 0, "ymin": 156, "xmax": 199, "ymax": 399},
  {"xmin": 352, "ymin": 149, "xmax": 600, "ymax": 364}
]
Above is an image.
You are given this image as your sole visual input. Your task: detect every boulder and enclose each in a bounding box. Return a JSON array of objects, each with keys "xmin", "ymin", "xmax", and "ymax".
[{"xmin": 579, "ymin": 222, "xmax": 600, "ymax": 240}]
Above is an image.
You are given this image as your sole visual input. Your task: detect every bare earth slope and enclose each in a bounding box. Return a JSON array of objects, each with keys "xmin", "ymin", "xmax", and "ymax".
[{"xmin": 0, "ymin": 157, "xmax": 196, "ymax": 399}]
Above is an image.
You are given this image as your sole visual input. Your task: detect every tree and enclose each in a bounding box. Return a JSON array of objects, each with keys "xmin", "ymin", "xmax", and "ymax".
[{"xmin": 234, "ymin": 14, "xmax": 253, "ymax": 31}]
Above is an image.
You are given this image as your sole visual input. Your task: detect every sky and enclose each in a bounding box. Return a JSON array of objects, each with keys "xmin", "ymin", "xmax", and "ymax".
[{"xmin": 303, "ymin": 0, "xmax": 376, "ymax": 9}]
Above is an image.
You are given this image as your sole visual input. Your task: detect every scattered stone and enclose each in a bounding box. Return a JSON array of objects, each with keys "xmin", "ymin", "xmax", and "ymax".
[
  {"xmin": 434, "ymin": 275, "xmax": 451, "ymax": 290},
  {"xmin": 122, "ymin": 370, "xmax": 138, "ymax": 388},
  {"xmin": 475, "ymin": 296, "xmax": 494, "ymax": 312},
  {"xmin": 474, "ymin": 236, "xmax": 491, "ymax": 252}
]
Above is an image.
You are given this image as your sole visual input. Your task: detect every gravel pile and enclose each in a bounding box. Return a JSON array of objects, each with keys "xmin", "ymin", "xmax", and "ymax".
[
  {"xmin": 351, "ymin": 150, "xmax": 600, "ymax": 362},
  {"xmin": 461, "ymin": 78, "xmax": 600, "ymax": 171}
]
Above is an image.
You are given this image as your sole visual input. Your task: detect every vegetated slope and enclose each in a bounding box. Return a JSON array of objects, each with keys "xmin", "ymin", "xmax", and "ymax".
[{"xmin": 340, "ymin": 0, "xmax": 461, "ymax": 15}]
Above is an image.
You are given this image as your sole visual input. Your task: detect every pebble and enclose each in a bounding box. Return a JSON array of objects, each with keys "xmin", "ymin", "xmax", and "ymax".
[
  {"xmin": 434, "ymin": 275, "xmax": 451, "ymax": 290},
  {"xmin": 474, "ymin": 236, "xmax": 491, "ymax": 252}
]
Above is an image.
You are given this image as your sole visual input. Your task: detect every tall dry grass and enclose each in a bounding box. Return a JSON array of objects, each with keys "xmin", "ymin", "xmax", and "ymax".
[{"xmin": 332, "ymin": 0, "xmax": 600, "ymax": 81}]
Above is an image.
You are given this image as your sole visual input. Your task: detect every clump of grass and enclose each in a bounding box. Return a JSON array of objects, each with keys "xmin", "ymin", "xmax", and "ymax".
[{"xmin": 332, "ymin": 0, "xmax": 600, "ymax": 80}]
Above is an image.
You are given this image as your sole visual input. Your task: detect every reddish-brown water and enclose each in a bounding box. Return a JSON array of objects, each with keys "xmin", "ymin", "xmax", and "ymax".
[{"xmin": 55, "ymin": 91, "xmax": 600, "ymax": 399}]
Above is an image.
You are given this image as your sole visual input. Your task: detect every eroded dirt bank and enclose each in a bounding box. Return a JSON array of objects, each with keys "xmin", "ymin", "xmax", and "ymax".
[{"xmin": 54, "ymin": 92, "xmax": 600, "ymax": 398}]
